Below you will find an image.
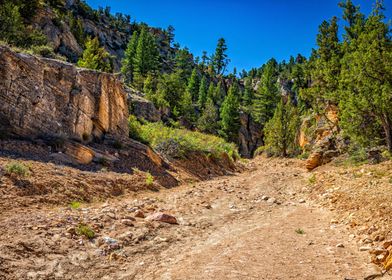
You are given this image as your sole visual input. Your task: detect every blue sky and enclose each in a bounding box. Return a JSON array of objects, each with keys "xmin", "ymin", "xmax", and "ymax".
[{"xmin": 86, "ymin": 0, "xmax": 392, "ymax": 72}]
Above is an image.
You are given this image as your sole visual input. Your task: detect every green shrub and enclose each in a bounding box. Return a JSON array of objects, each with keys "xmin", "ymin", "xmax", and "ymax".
[
  {"xmin": 5, "ymin": 162, "xmax": 30, "ymax": 177},
  {"xmin": 31, "ymin": 45, "xmax": 56, "ymax": 58},
  {"xmin": 308, "ymin": 174, "xmax": 316, "ymax": 185},
  {"xmin": 145, "ymin": 172, "xmax": 154, "ymax": 186},
  {"xmin": 128, "ymin": 115, "xmax": 143, "ymax": 142},
  {"xmin": 132, "ymin": 121, "xmax": 239, "ymax": 160},
  {"xmin": 75, "ymin": 224, "xmax": 95, "ymax": 239},
  {"xmin": 69, "ymin": 201, "xmax": 81, "ymax": 209}
]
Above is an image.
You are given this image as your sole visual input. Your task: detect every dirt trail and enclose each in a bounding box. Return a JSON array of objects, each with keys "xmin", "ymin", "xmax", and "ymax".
[{"xmin": 0, "ymin": 158, "xmax": 390, "ymax": 279}]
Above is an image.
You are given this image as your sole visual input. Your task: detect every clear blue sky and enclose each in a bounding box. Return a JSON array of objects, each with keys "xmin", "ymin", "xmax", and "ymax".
[{"xmin": 86, "ymin": 0, "xmax": 392, "ymax": 72}]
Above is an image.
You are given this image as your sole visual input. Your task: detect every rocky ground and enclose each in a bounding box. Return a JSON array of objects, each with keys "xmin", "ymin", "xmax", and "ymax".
[{"xmin": 0, "ymin": 155, "xmax": 392, "ymax": 279}]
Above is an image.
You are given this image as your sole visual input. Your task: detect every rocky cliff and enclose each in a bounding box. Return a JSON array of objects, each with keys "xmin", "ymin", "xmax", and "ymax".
[
  {"xmin": 0, "ymin": 45, "xmax": 129, "ymax": 142},
  {"xmin": 238, "ymin": 113, "xmax": 263, "ymax": 158}
]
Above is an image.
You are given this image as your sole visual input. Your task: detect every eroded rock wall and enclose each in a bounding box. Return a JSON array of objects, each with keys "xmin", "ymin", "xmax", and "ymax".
[{"xmin": 0, "ymin": 46, "xmax": 129, "ymax": 142}]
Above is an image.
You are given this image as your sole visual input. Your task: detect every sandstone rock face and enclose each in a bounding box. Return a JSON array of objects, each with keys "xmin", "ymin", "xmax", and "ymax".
[
  {"xmin": 0, "ymin": 46, "xmax": 129, "ymax": 143},
  {"xmin": 303, "ymin": 105, "xmax": 341, "ymax": 170},
  {"xmin": 238, "ymin": 112, "xmax": 264, "ymax": 158},
  {"xmin": 127, "ymin": 89, "xmax": 162, "ymax": 122}
]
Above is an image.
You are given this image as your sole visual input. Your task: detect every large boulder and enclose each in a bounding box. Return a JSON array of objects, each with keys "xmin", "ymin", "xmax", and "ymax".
[
  {"xmin": 127, "ymin": 89, "xmax": 162, "ymax": 122},
  {"xmin": 302, "ymin": 105, "xmax": 342, "ymax": 170},
  {"xmin": 0, "ymin": 46, "xmax": 129, "ymax": 143}
]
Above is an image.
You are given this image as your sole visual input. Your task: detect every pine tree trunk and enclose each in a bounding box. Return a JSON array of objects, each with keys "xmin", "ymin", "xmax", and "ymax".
[{"xmin": 382, "ymin": 115, "xmax": 392, "ymax": 152}]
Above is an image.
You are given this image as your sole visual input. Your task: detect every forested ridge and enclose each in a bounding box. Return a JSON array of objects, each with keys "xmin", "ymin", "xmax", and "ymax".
[{"xmin": 1, "ymin": 0, "xmax": 391, "ymax": 160}]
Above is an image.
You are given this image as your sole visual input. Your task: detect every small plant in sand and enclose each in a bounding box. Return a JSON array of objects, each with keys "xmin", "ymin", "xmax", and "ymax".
[
  {"xmin": 308, "ymin": 174, "xmax": 316, "ymax": 185},
  {"xmin": 145, "ymin": 172, "xmax": 154, "ymax": 186},
  {"xmin": 69, "ymin": 201, "xmax": 82, "ymax": 210},
  {"xmin": 76, "ymin": 224, "xmax": 95, "ymax": 239},
  {"xmin": 295, "ymin": 228, "xmax": 305, "ymax": 235},
  {"xmin": 4, "ymin": 162, "xmax": 30, "ymax": 177}
]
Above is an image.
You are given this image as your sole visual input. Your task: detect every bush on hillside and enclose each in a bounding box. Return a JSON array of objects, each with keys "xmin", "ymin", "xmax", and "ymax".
[{"xmin": 128, "ymin": 118, "xmax": 239, "ymax": 160}]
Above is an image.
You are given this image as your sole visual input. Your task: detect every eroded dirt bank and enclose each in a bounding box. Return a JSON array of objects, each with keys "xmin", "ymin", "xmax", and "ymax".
[{"xmin": 0, "ymin": 157, "xmax": 391, "ymax": 279}]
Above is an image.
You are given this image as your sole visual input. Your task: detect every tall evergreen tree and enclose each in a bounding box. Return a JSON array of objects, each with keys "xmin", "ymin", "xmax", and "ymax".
[
  {"xmin": 252, "ymin": 58, "xmax": 279, "ymax": 124},
  {"xmin": 242, "ymin": 78, "xmax": 254, "ymax": 112},
  {"xmin": 133, "ymin": 26, "xmax": 159, "ymax": 87},
  {"xmin": 212, "ymin": 38, "xmax": 229, "ymax": 75},
  {"xmin": 197, "ymin": 97, "xmax": 219, "ymax": 134},
  {"xmin": 220, "ymin": 83, "xmax": 240, "ymax": 142},
  {"xmin": 339, "ymin": 2, "xmax": 392, "ymax": 151},
  {"xmin": 302, "ymin": 17, "xmax": 341, "ymax": 109},
  {"xmin": 207, "ymin": 82, "xmax": 215, "ymax": 101},
  {"xmin": 186, "ymin": 68, "xmax": 199, "ymax": 101},
  {"xmin": 0, "ymin": 2, "xmax": 24, "ymax": 46},
  {"xmin": 198, "ymin": 76, "xmax": 208, "ymax": 108},
  {"xmin": 338, "ymin": 0, "xmax": 365, "ymax": 42},
  {"xmin": 213, "ymin": 81, "xmax": 226, "ymax": 106},
  {"xmin": 180, "ymin": 89, "xmax": 195, "ymax": 123},
  {"xmin": 264, "ymin": 98, "xmax": 300, "ymax": 157},
  {"xmin": 77, "ymin": 37, "xmax": 113, "ymax": 72},
  {"xmin": 121, "ymin": 31, "xmax": 139, "ymax": 83}
]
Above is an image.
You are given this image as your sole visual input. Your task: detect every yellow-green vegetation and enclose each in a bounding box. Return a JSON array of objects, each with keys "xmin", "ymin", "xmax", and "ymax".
[
  {"xmin": 295, "ymin": 228, "xmax": 305, "ymax": 235},
  {"xmin": 145, "ymin": 172, "xmax": 154, "ymax": 186},
  {"xmin": 308, "ymin": 174, "xmax": 316, "ymax": 185},
  {"xmin": 129, "ymin": 118, "xmax": 239, "ymax": 160},
  {"xmin": 75, "ymin": 224, "xmax": 95, "ymax": 239},
  {"xmin": 4, "ymin": 162, "xmax": 30, "ymax": 177},
  {"xmin": 69, "ymin": 201, "xmax": 82, "ymax": 210}
]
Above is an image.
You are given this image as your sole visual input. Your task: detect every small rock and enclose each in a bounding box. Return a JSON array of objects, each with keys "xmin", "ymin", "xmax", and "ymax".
[
  {"xmin": 363, "ymin": 238, "xmax": 373, "ymax": 244},
  {"xmin": 134, "ymin": 210, "xmax": 145, "ymax": 218},
  {"xmin": 146, "ymin": 212, "xmax": 178, "ymax": 224},
  {"xmin": 369, "ymin": 247, "xmax": 388, "ymax": 256},
  {"xmin": 299, "ymin": 199, "xmax": 306, "ymax": 204},
  {"xmin": 364, "ymin": 265, "xmax": 383, "ymax": 280},
  {"xmin": 330, "ymin": 219, "xmax": 339, "ymax": 224},
  {"xmin": 261, "ymin": 195, "xmax": 269, "ymax": 201},
  {"xmin": 267, "ymin": 197, "xmax": 277, "ymax": 204},
  {"xmin": 382, "ymin": 240, "xmax": 392, "ymax": 249},
  {"xmin": 336, "ymin": 243, "xmax": 345, "ymax": 248},
  {"xmin": 359, "ymin": 246, "xmax": 372, "ymax": 251},
  {"xmin": 121, "ymin": 219, "xmax": 135, "ymax": 227}
]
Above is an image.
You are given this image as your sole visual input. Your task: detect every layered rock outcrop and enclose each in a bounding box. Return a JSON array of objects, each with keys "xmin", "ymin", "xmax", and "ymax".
[
  {"xmin": 300, "ymin": 105, "xmax": 342, "ymax": 170},
  {"xmin": 0, "ymin": 45, "xmax": 129, "ymax": 142},
  {"xmin": 238, "ymin": 113, "xmax": 264, "ymax": 158}
]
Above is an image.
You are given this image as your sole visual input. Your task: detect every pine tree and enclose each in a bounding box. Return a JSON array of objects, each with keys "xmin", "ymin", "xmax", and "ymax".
[
  {"xmin": 207, "ymin": 82, "xmax": 215, "ymax": 101},
  {"xmin": 180, "ymin": 89, "xmax": 195, "ymax": 123},
  {"xmin": 338, "ymin": 0, "xmax": 365, "ymax": 42},
  {"xmin": 133, "ymin": 26, "xmax": 159, "ymax": 87},
  {"xmin": 197, "ymin": 97, "xmax": 219, "ymax": 134},
  {"xmin": 213, "ymin": 81, "xmax": 226, "ymax": 106},
  {"xmin": 186, "ymin": 68, "xmax": 199, "ymax": 101},
  {"xmin": 301, "ymin": 17, "xmax": 341, "ymax": 109},
  {"xmin": 212, "ymin": 38, "xmax": 229, "ymax": 75},
  {"xmin": 220, "ymin": 83, "xmax": 240, "ymax": 142},
  {"xmin": 252, "ymin": 58, "xmax": 279, "ymax": 124},
  {"xmin": 174, "ymin": 47, "xmax": 193, "ymax": 82},
  {"xmin": 242, "ymin": 78, "xmax": 254, "ymax": 112},
  {"xmin": 77, "ymin": 37, "xmax": 113, "ymax": 72},
  {"xmin": 0, "ymin": 2, "xmax": 25, "ymax": 46},
  {"xmin": 197, "ymin": 76, "xmax": 208, "ymax": 108},
  {"xmin": 339, "ymin": 2, "xmax": 392, "ymax": 151},
  {"xmin": 121, "ymin": 31, "xmax": 139, "ymax": 83},
  {"xmin": 263, "ymin": 98, "xmax": 300, "ymax": 157},
  {"xmin": 143, "ymin": 74, "xmax": 155, "ymax": 101},
  {"xmin": 69, "ymin": 14, "xmax": 85, "ymax": 46}
]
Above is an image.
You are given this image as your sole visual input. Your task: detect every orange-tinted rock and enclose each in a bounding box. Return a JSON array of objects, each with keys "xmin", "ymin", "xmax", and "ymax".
[
  {"xmin": 0, "ymin": 46, "xmax": 129, "ymax": 142},
  {"xmin": 146, "ymin": 212, "xmax": 178, "ymax": 224}
]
